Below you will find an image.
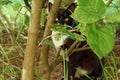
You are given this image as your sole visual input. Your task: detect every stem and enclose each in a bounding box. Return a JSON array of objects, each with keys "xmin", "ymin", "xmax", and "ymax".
[
  {"xmin": 106, "ymin": 0, "xmax": 113, "ymax": 7},
  {"xmin": 67, "ymin": 40, "xmax": 79, "ymax": 56},
  {"xmin": 0, "ymin": 10, "xmax": 14, "ymax": 43},
  {"xmin": 39, "ymin": 0, "xmax": 62, "ymax": 80}
]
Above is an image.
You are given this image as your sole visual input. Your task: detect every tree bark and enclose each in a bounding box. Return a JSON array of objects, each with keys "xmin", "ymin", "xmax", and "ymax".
[
  {"xmin": 21, "ymin": 0, "xmax": 44, "ymax": 80},
  {"xmin": 39, "ymin": 0, "xmax": 62, "ymax": 80}
]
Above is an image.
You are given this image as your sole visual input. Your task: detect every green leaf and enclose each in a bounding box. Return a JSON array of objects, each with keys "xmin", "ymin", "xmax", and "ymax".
[
  {"xmin": 105, "ymin": 11, "xmax": 120, "ymax": 23},
  {"xmin": 13, "ymin": 3, "xmax": 21, "ymax": 11},
  {"xmin": 87, "ymin": 24, "xmax": 114, "ymax": 59},
  {"xmin": 0, "ymin": 27, "xmax": 4, "ymax": 32},
  {"xmin": 24, "ymin": 14, "xmax": 30, "ymax": 25},
  {"xmin": 74, "ymin": 0, "xmax": 106, "ymax": 23},
  {"xmin": 0, "ymin": 74, "xmax": 4, "ymax": 80},
  {"xmin": 43, "ymin": 40, "xmax": 54, "ymax": 46},
  {"xmin": 74, "ymin": 33, "xmax": 85, "ymax": 41},
  {"xmin": 54, "ymin": 33, "xmax": 63, "ymax": 41},
  {"xmin": 0, "ymin": 2, "xmax": 2, "ymax": 9},
  {"xmin": 105, "ymin": 6, "xmax": 117, "ymax": 16},
  {"xmin": 52, "ymin": 24, "xmax": 75, "ymax": 39},
  {"xmin": 34, "ymin": 69, "xmax": 42, "ymax": 80},
  {"xmin": 9, "ymin": 0, "xmax": 24, "ymax": 3},
  {"xmin": 40, "ymin": 9, "xmax": 47, "ymax": 26}
]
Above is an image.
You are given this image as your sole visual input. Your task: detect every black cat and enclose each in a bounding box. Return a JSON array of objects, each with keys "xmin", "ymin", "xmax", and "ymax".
[{"xmin": 50, "ymin": 2, "xmax": 104, "ymax": 80}]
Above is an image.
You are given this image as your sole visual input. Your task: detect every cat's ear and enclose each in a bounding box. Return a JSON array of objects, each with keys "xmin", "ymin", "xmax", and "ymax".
[{"xmin": 67, "ymin": 3, "xmax": 77, "ymax": 12}]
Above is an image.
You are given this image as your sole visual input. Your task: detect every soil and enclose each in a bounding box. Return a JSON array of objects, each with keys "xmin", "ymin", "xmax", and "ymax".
[{"xmin": 0, "ymin": 30, "xmax": 120, "ymax": 80}]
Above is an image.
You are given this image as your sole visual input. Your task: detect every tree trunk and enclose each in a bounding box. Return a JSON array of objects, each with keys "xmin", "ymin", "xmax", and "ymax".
[
  {"xmin": 39, "ymin": 0, "xmax": 62, "ymax": 80},
  {"xmin": 21, "ymin": 0, "xmax": 44, "ymax": 80}
]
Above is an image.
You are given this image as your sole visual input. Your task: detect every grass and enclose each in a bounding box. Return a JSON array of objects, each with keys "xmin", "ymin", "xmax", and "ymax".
[{"xmin": 103, "ymin": 51, "xmax": 120, "ymax": 80}]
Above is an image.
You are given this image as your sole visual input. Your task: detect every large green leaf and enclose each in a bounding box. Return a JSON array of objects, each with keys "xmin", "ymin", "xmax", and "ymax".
[
  {"xmin": 87, "ymin": 24, "xmax": 114, "ymax": 59},
  {"xmin": 73, "ymin": 0, "xmax": 106, "ymax": 23}
]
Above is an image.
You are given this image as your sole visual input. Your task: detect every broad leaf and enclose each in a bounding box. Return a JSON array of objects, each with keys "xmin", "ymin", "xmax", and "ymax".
[
  {"xmin": 87, "ymin": 24, "xmax": 114, "ymax": 59},
  {"xmin": 74, "ymin": 33, "xmax": 86, "ymax": 41},
  {"xmin": 73, "ymin": 0, "xmax": 106, "ymax": 23},
  {"xmin": 52, "ymin": 24, "xmax": 75, "ymax": 39}
]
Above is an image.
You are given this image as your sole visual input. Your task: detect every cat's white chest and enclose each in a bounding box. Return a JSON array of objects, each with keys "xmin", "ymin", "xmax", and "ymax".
[{"xmin": 52, "ymin": 31, "xmax": 68, "ymax": 52}]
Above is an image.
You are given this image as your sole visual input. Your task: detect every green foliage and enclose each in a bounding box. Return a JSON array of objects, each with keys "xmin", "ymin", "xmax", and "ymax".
[
  {"xmin": 34, "ymin": 69, "xmax": 42, "ymax": 80},
  {"xmin": 105, "ymin": 6, "xmax": 117, "ymax": 16},
  {"xmin": 1, "ymin": 0, "xmax": 30, "ymax": 25},
  {"xmin": 43, "ymin": 40, "xmax": 54, "ymax": 47},
  {"xmin": 87, "ymin": 24, "xmax": 114, "ymax": 59},
  {"xmin": 74, "ymin": 33, "xmax": 86, "ymax": 41},
  {"xmin": 52, "ymin": 24, "xmax": 75, "ymax": 39},
  {"xmin": 4, "ymin": 66, "xmax": 20, "ymax": 76},
  {"xmin": 50, "ymin": 0, "xmax": 118, "ymax": 59},
  {"xmin": 40, "ymin": 9, "xmax": 47, "ymax": 26},
  {"xmin": 13, "ymin": 3, "xmax": 21, "ymax": 11},
  {"xmin": 71, "ymin": 0, "xmax": 117, "ymax": 59},
  {"xmin": 105, "ymin": 11, "xmax": 120, "ymax": 23},
  {"xmin": 9, "ymin": 0, "xmax": 24, "ymax": 3},
  {"xmin": 25, "ymin": 14, "xmax": 30, "ymax": 24},
  {"xmin": 0, "ymin": 0, "xmax": 12, "ymax": 5},
  {"xmin": 0, "ymin": 1, "xmax": 29, "ymax": 79},
  {"xmin": 0, "ymin": 74, "xmax": 4, "ymax": 80},
  {"xmin": 74, "ymin": 0, "xmax": 106, "ymax": 23},
  {"xmin": 63, "ymin": 49, "xmax": 68, "ymax": 80},
  {"xmin": 0, "ymin": 0, "xmax": 120, "ymax": 79},
  {"xmin": 0, "ymin": 27, "xmax": 4, "ymax": 32},
  {"xmin": 103, "ymin": 52, "xmax": 119, "ymax": 80}
]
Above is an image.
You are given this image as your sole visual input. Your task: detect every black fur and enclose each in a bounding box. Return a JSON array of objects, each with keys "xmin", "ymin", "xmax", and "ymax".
[
  {"xmin": 62, "ymin": 37, "xmax": 104, "ymax": 80},
  {"xmin": 55, "ymin": 3, "xmax": 79, "ymax": 28}
]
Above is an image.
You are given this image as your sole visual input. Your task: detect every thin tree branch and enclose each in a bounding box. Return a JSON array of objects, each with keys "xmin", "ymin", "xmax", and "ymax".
[
  {"xmin": 0, "ymin": 10, "xmax": 15, "ymax": 44},
  {"xmin": 24, "ymin": 0, "xmax": 31, "ymax": 9},
  {"xmin": 14, "ymin": 7, "xmax": 23, "ymax": 27},
  {"xmin": 106, "ymin": 0, "xmax": 113, "ymax": 7},
  {"xmin": 67, "ymin": 40, "xmax": 80, "ymax": 56},
  {"xmin": 0, "ymin": 10, "xmax": 11, "ymax": 27},
  {"xmin": 72, "ymin": 46, "xmax": 90, "ymax": 53},
  {"xmin": 37, "ymin": 31, "xmax": 61, "ymax": 47}
]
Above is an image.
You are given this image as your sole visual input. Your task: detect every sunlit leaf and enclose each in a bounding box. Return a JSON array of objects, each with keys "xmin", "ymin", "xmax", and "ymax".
[
  {"xmin": 43, "ymin": 40, "xmax": 54, "ymax": 46},
  {"xmin": 74, "ymin": 33, "xmax": 85, "ymax": 41},
  {"xmin": 87, "ymin": 24, "xmax": 114, "ymax": 59},
  {"xmin": 52, "ymin": 24, "xmax": 75, "ymax": 39},
  {"xmin": 54, "ymin": 33, "xmax": 62, "ymax": 41},
  {"xmin": 0, "ymin": 27, "xmax": 4, "ymax": 32},
  {"xmin": 13, "ymin": 3, "xmax": 21, "ymax": 11},
  {"xmin": 105, "ymin": 6, "xmax": 117, "ymax": 16},
  {"xmin": 105, "ymin": 11, "xmax": 120, "ymax": 23},
  {"xmin": 73, "ymin": 0, "xmax": 106, "ymax": 23}
]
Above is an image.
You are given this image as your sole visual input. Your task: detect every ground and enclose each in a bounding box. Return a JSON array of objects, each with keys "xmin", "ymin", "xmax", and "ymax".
[{"xmin": 0, "ymin": 30, "xmax": 120, "ymax": 80}]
